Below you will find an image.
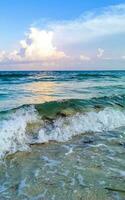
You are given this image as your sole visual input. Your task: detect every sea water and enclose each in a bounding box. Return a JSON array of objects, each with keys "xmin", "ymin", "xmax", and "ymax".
[{"xmin": 0, "ymin": 71, "xmax": 125, "ymax": 199}]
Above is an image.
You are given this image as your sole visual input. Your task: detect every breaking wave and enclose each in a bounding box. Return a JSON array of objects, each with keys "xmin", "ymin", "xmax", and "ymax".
[{"xmin": 0, "ymin": 96, "xmax": 125, "ymax": 158}]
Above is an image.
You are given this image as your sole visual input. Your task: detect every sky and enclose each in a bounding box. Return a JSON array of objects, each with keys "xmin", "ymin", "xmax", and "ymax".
[{"xmin": 0, "ymin": 0, "xmax": 125, "ymax": 70}]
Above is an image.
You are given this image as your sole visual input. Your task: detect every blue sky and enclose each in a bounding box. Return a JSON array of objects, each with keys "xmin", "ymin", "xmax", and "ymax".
[{"xmin": 0, "ymin": 0, "xmax": 125, "ymax": 70}]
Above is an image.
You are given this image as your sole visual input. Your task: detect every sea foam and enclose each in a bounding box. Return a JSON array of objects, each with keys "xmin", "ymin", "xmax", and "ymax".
[
  {"xmin": 0, "ymin": 106, "xmax": 125, "ymax": 158},
  {"xmin": 38, "ymin": 108, "xmax": 125, "ymax": 142},
  {"xmin": 0, "ymin": 106, "xmax": 38, "ymax": 158}
]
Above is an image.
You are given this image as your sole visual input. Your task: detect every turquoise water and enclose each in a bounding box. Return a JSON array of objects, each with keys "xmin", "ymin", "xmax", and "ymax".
[
  {"xmin": 1, "ymin": 70, "xmax": 125, "ymax": 111},
  {"xmin": 0, "ymin": 71, "xmax": 125, "ymax": 199}
]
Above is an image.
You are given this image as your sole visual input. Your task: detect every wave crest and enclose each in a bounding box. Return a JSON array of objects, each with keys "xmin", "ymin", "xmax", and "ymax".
[
  {"xmin": 0, "ymin": 105, "xmax": 125, "ymax": 158},
  {"xmin": 38, "ymin": 108, "xmax": 125, "ymax": 143},
  {"xmin": 0, "ymin": 106, "xmax": 38, "ymax": 158}
]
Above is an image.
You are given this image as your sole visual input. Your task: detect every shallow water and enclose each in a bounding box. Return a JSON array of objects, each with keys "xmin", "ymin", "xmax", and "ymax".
[
  {"xmin": 0, "ymin": 71, "xmax": 125, "ymax": 199},
  {"xmin": 1, "ymin": 131, "xmax": 125, "ymax": 200}
]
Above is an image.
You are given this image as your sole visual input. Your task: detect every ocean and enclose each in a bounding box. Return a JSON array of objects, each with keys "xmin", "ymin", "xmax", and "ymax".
[{"xmin": 0, "ymin": 70, "xmax": 125, "ymax": 199}]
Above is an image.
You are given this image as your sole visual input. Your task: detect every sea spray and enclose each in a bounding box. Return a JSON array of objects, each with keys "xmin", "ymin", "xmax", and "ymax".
[{"xmin": 0, "ymin": 106, "xmax": 38, "ymax": 158}]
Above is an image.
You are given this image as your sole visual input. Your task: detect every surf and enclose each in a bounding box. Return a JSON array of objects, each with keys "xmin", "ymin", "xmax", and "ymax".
[{"xmin": 0, "ymin": 96, "xmax": 125, "ymax": 159}]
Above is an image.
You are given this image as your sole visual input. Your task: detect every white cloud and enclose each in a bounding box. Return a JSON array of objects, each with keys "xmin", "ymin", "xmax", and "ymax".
[
  {"xmin": 97, "ymin": 48, "xmax": 104, "ymax": 58},
  {"xmin": 52, "ymin": 4, "xmax": 125, "ymax": 46},
  {"xmin": 19, "ymin": 28, "xmax": 66, "ymax": 61},
  {"xmin": 0, "ymin": 51, "xmax": 6, "ymax": 62},
  {"xmin": 80, "ymin": 54, "xmax": 91, "ymax": 61},
  {"xmin": 0, "ymin": 28, "xmax": 66, "ymax": 63}
]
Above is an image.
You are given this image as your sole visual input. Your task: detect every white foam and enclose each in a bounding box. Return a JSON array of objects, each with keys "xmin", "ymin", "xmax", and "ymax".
[
  {"xmin": 0, "ymin": 107, "xmax": 125, "ymax": 158},
  {"xmin": 0, "ymin": 106, "xmax": 38, "ymax": 158},
  {"xmin": 38, "ymin": 108, "xmax": 125, "ymax": 143}
]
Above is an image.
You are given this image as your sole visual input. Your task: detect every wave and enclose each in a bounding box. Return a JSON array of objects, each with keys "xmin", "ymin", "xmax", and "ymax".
[
  {"xmin": 35, "ymin": 95, "xmax": 125, "ymax": 119},
  {"xmin": 0, "ymin": 71, "xmax": 32, "ymax": 78},
  {"xmin": 0, "ymin": 106, "xmax": 38, "ymax": 158},
  {"xmin": 0, "ymin": 71, "xmax": 124, "ymax": 82},
  {"xmin": 0, "ymin": 97, "xmax": 125, "ymax": 158},
  {"xmin": 38, "ymin": 107, "xmax": 125, "ymax": 143}
]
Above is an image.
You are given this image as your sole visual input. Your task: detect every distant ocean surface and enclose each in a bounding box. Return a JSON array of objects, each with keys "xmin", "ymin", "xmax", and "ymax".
[
  {"xmin": 0, "ymin": 71, "xmax": 125, "ymax": 199},
  {"xmin": 1, "ymin": 70, "xmax": 125, "ymax": 111}
]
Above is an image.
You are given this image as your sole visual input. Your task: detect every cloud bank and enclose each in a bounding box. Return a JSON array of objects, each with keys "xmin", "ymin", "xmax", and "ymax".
[
  {"xmin": 1, "ymin": 3, "xmax": 125, "ymax": 69},
  {"xmin": 52, "ymin": 4, "xmax": 125, "ymax": 45},
  {"xmin": 0, "ymin": 28, "xmax": 66, "ymax": 63}
]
